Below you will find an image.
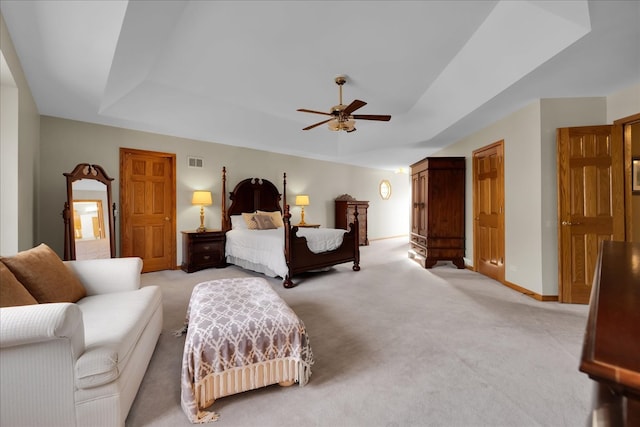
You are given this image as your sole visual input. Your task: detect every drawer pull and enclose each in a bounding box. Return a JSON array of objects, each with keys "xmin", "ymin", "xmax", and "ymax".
[
  {"xmin": 203, "ymin": 255, "xmax": 210, "ymax": 260},
  {"xmin": 203, "ymin": 245, "xmax": 211, "ymax": 250}
]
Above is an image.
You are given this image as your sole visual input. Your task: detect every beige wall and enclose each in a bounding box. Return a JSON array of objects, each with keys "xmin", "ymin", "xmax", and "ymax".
[
  {"xmin": 434, "ymin": 101, "xmax": 553, "ymax": 295},
  {"xmin": 433, "ymin": 86, "xmax": 639, "ymax": 297},
  {"xmin": 39, "ymin": 117, "xmax": 410, "ymax": 263},
  {"xmin": 0, "ymin": 12, "xmax": 40, "ymax": 254},
  {"xmin": 607, "ymin": 83, "xmax": 640, "ymax": 124}
]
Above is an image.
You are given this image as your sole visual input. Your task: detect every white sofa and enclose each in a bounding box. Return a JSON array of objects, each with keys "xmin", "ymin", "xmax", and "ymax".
[{"xmin": 0, "ymin": 257, "xmax": 163, "ymax": 427}]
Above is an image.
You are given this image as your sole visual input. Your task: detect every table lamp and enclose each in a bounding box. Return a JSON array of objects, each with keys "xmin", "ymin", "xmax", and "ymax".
[
  {"xmin": 192, "ymin": 190, "xmax": 213, "ymax": 232},
  {"xmin": 295, "ymin": 194, "xmax": 310, "ymax": 225}
]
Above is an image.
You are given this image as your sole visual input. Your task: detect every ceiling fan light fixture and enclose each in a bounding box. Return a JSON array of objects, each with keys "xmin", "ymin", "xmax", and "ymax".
[
  {"xmin": 345, "ymin": 118, "xmax": 356, "ymax": 132},
  {"xmin": 328, "ymin": 117, "xmax": 357, "ymax": 132}
]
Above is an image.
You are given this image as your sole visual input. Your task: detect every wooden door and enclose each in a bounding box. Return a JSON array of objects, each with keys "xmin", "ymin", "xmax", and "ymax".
[
  {"xmin": 473, "ymin": 141, "xmax": 505, "ymax": 282},
  {"xmin": 120, "ymin": 148, "xmax": 176, "ymax": 272},
  {"xmin": 557, "ymin": 125, "xmax": 624, "ymax": 303}
]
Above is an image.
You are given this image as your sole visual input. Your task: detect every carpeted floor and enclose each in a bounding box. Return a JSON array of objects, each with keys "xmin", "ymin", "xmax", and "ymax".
[{"xmin": 125, "ymin": 237, "xmax": 591, "ymax": 427}]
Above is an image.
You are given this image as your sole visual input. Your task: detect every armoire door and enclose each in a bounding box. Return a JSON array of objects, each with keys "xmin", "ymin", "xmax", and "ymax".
[{"xmin": 411, "ymin": 170, "xmax": 427, "ymax": 236}]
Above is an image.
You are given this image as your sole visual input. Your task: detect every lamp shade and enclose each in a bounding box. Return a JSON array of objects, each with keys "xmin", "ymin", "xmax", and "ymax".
[
  {"xmin": 295, "ymin": 195, "xmax": 310, "ymax": 206},
  {"xmin": 192, "ymin": 190, "xmax": 212, "ymax": 206}
]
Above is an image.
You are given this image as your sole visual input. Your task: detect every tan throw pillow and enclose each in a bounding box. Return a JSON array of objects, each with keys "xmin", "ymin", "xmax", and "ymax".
[
  {"xmin": 256, "ymin": 210, "xmax": 284, "ymax": 228},
  {"xmin": 1, "ymin": 243, "xmax": 86, "ymax": 303},
  {"xmin": 252, "ymin": 214, "xmax": 277, "ymax": 230},
  {"xmin": 242, "ymin": 212, "xmax": 258, "ymax": 230},
  {"xmin": 0, "ymin": 262, "xmax": 38, "ymax": 307}
]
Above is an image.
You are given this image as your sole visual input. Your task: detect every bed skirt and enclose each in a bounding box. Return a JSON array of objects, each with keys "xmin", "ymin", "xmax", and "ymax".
[{"xmin": 180, "ymin": 277, "xmax": 314, "ymax": 423}]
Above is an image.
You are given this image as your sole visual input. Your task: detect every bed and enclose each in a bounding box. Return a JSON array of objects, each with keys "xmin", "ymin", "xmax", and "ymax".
[{"xmin": 220, "ymin": 167, "xmax": 360, "ymax": 288}]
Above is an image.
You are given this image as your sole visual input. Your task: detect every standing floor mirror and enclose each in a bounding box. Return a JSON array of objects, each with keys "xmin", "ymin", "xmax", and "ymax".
[{"xmin": 62, "ymin": 163, "xmax": 116, "ymax": 260}]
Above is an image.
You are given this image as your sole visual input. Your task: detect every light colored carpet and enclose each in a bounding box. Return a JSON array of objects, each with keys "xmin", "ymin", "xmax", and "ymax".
[{"xmin": 125, "ymin": 237, "xmax": 591, "ymax": 427}]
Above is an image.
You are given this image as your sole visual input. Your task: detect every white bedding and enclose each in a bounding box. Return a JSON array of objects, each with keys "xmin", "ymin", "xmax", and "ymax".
[{"xmin": 225, "ymin": 227, "xmax": 346, "ymax": 278}]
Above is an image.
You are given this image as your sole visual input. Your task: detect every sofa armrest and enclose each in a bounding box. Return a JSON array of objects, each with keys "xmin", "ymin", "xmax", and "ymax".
[
  {"xmin": 64, "ymin": 257, "xmax": 143, "ymax": 295},
  {"xmin": 1, "ymin": 303, "xmax": 86, "ymax": 426},
  {"xmin": 0, "ymin": 303, "xmax": 84, "ymax": 352}
]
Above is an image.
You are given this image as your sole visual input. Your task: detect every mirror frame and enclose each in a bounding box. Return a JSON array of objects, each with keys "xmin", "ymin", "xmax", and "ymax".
[
  {"xmin": 62, "ymin": 163, "xmax": 115, "ymax": 260},
  {"xmin": 379, "ymin": 179, "xmax": 392, "ymax": 200}
]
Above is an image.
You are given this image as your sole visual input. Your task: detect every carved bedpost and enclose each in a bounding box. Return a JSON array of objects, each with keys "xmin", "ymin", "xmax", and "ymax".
[
  {"xmin": 352, "ymin": 205, "xmax": 360, "ymax": 271},
  {"xmin": 282, "ymin": 172, "xmax": 297, "ymax": 287},
  {"xmin": 283, "ymin": 203, "xmax": 296, "ymax": 288},
  {"xmin": 221, "ymin": 166, "xmax": 229, "ymax": 231},
  {"xmin": 282, "ymin": 172, "xmax": 287, "ymax": 209}
]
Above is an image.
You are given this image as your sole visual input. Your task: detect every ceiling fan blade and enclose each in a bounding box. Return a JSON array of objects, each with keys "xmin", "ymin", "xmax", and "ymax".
[
  {"xmin": 352, "ymin": 114, "xmax": 392, "ymax": 121},
  {"xmin": 342, "ymin": 99, "xmax": 367, "ymax": 115},
  {"xmin": 303, "ymin": 118, "xmax": 333, "ymax": 131},
  {"xmin": 297, "ymin": 108, "xmax": 332, "ymax": 116}
]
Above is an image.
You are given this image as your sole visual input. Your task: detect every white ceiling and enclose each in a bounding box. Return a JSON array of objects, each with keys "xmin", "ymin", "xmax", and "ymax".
[{"xmin": 1, "ymin": 1, "xmax": 639, "ymax": 170}]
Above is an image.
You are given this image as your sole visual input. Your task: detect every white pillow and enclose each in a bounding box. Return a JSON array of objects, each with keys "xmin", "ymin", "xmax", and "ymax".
[{"xmin": 230, "ymin": 215, "xmax": 248, "ymax": 229}]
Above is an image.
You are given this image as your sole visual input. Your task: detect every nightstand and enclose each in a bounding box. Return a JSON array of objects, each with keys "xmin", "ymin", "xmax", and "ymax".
[
  {"xmin": 296, "ymin": 224, "xmax": 320, "ymax": 228},
  {"xmin": 181, "ymin": 230, "xmax": 226, "ymax": 273}
]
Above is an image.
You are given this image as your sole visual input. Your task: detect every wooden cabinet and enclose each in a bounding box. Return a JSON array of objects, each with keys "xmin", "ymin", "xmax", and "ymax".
[
  {"xmin": 335, "ymin": 195, "xmax": 369, "ymax": 246},
  {"xmin": 580, "ymin": 241, "xmax": 640, "ymax": 426},
  {"xmin": 409, "ymin": 157, "xmax": 465, "ymax": 269},
  {"xmin": 181, "ymin": 230, "xmax": 226, "ymax": 273}
]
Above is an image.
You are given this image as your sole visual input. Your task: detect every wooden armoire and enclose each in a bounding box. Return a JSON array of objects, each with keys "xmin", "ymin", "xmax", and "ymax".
[
  {"xmin": 409, "ymin": 156, "xmax": 465, "ymax": 268},
  {"xmin": 335, "ymin": 194, "xmax": 369, "ymax": 246}
]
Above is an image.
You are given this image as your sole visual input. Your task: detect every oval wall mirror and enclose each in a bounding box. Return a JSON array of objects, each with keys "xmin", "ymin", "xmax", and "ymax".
[{"xmin": 62, "ymin": 164, "xmax": 116, "ymax": 260}]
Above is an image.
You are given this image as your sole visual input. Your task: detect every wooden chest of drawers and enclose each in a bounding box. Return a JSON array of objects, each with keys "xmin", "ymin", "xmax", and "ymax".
[
  {"xmin": 181, "ymin": 230, "xmax": 226, "ymax": 273},
  {"xmin": 335, "ymin": 195, "xmax": 369, "ymax": 246}
]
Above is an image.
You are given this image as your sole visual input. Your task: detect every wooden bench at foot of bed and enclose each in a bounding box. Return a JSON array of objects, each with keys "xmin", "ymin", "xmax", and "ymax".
[{"xmin": 180, "ymin": 277, "xmax": 314, "ymax": 423}]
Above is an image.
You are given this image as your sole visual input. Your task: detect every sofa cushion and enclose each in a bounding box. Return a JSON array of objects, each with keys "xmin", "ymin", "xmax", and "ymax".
[
  {"xmin": 1, "ymin": 244, "xmax": 86, "ymax": 304},
  {"xmin": 0, "ymin": 262, "xmax": 38, "ymax": 307},
  {"xmin": 74, "ymin": 286, "xmax": 162, "ymax": 389}
]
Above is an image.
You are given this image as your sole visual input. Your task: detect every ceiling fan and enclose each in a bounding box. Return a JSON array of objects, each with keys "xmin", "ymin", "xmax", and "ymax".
[{"xmin": 297, "ymin": 76, "xmax": 391, "ymax": 133}]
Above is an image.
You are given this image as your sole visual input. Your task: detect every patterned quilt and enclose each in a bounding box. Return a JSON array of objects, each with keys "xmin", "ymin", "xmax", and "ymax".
[{"xmin": 180, "ymin": 277, "xmax": 314, "ymax": 423}]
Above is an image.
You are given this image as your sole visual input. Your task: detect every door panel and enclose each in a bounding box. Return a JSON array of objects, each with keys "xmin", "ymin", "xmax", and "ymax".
[
  {"xmin": 120, "ymin": 148, "xmax": 176, "ymax": 273},
  {"xmin": 557, "ymin": 125, "xmax": 624, "ymax": 303},
  {"xmin": 418, "ymin": 172, "xmax": 427, "ymax": 235},
  {"xmin": 411, "ymin": 173, "xmax": 419, "ymax": 234},
  {"xmin": 473, "ymin": 141, "xmax": 505, "ymax": 282}
]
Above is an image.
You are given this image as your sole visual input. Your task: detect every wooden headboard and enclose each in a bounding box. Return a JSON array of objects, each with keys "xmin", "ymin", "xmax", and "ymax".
[{"xmin": 221, "ymin": 167, "xmax": 289, "ymax": 230}]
